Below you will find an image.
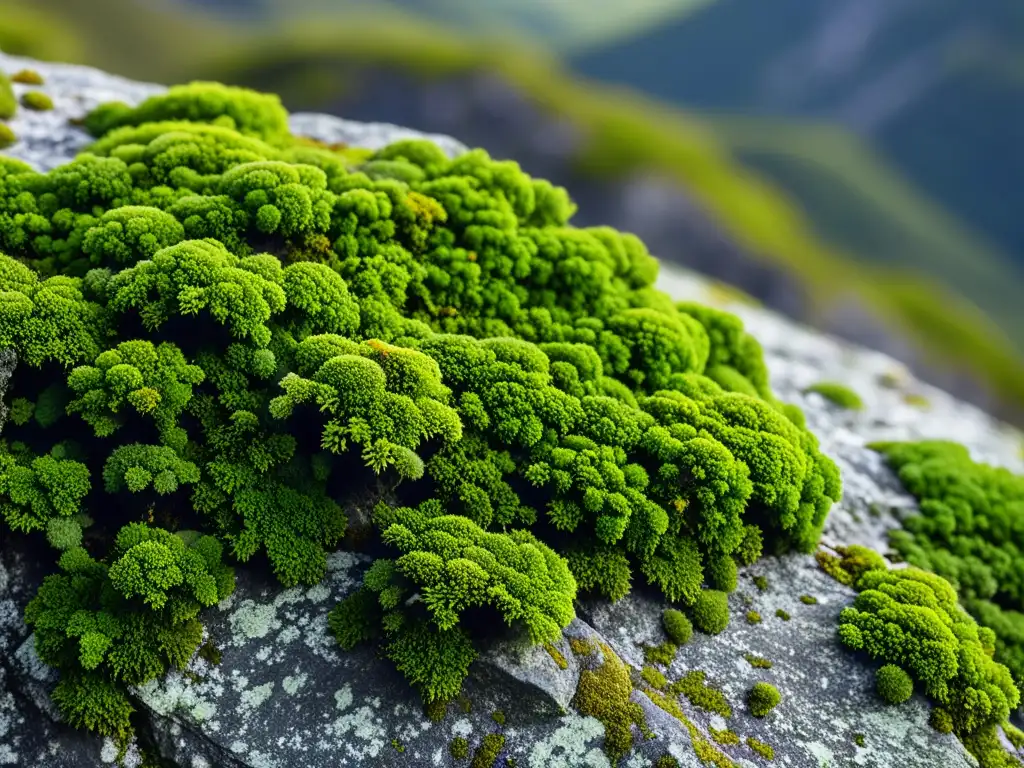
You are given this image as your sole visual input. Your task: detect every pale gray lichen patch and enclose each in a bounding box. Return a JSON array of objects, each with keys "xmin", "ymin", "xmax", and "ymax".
[
  {"xmin": 526, "ymin": 713, "xmax": 609, "ymax": 768},
  {"xmin": 239, "ymin": 682, "xmax": 275, "ymax": 713},
  {"xmin": 228, "ymin": 600, "xmax": 278, "ymax": 643},
  {"xmin": 282, "ymin": 673, "xmax": 308, "ymax": 695}
]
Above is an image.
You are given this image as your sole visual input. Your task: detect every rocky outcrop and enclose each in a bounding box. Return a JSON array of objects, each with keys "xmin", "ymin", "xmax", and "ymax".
[{"xmin": 1, "ymin": 53, "xmax": 1023, "ymax": 768}]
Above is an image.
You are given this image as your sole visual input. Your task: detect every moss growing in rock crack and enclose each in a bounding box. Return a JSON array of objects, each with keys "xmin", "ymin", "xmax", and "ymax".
[
  {"xmin": 20, "ymin": 90, "xmax": 53, "ymax": 111},
  {"xmin": 670, "ymin": 670, "xmax": 732, "ymax": 717},
  {"xmin": 569, "ymin": 637, "xmax": 595, "ymax": 657},
  {"xmin": 746, "ymin": 737, "xmax": 775, "ymax": 760},
  {"xmin": 747, "ymin": 682, "xmax": 781, "ymax": 717},
  {"xmin": 0, "ymin": 78, "xmax": 843, "ymax": 740},
  {"xmin": 711, "ymin": 727, "xmax": 741, "ymax": 745},
  {"xmin": 471, "ymin": 733, "xmax": 506, "ymax": 768},
  {"xmin": 10, "ymin": 69, "xmax": 44, "ymax": 85},
  {"xmin": 775, "ymin": 608, "xmax": 790, "ymax": 621},
  {"xmin": 876, "ymin": 664, "xmax": 914, "ymax": 704},
  {"xmin": 644, "ymin": 687, "xmax": 735, "ymax": 768},
  {"xmin": 450, "ymin": 737, "xmax": 470, "ymax": 760},
  {"xmin": 746, "ymin": 610, "xmax": 762, "ymax": 624},
  {"xmin": 744, "ymin": 653, "xmax": 772, "ymax": 669},
  {"xmin": 571, "ymin": 641, "xmax": 648, "ymax": 763},
  {"xmin": 663, "ymin": 608, "xmax": 693, "ymax": 646},
  {"xmin": 799, "ymin": 594, "xmax": 818, "ymax": 605},
  {"xmin": 805, "ymin": 381, "xmax": 864, "ymax": 410},
  {"xmin": 644, "ymin": 641, "xmax": 678, "ymax": 667},
  {"xmin": 544, "ymin": 643, "xmax": 568, "ymax": 670},
  {"xmin": 641, "ymin": 665, "xmax": 668, "ymax": 690},
  {"xmin": 693, "ymin": 589, "xmax": 731, "ymax": 634}
]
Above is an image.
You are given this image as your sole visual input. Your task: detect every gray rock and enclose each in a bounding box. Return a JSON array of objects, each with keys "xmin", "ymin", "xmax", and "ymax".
[{"xmin": 0, "ymin": 54, "xmax": 1022, "ymax": 768}]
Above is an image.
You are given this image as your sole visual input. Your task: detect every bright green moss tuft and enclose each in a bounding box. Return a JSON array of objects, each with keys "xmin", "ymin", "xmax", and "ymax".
[
  {"xmin": 711, "ymin": 727, "xmax": 740, "ymax": 745},
  {"xmin": 0, "ymin": 71, "xmax": 15, "ymax": 119},
  {"xmin": 854, "ymin": 733, "xmax": 866, "ymax": 747},
  {"xmin": 747, "ymin": 682, "xmax": 781, "ymax": 717},
  {"xmin": 816, "ymin": 545, "xmax": 886, "ymax": 587},
  {"xmin": 641, "ymin": 665, "xmax": 668, "ymax": 690},
  {"xmin": 775, "ymin": 608, "xmax": 790, "ymax": 621},
  {"xmin": 876, "ymin": 664, "xmax": 914, "ymax": 704},
  {"xmin": 799, "ymin": 594, "xmax": 818, "ymax": 605},
  {"xmin": 20, "ymin": 90, "xmax": 53, "ymax": 111},
  {"xmin": 0, "ymin": 123, "xmax": 14, "ymax": 149},
  {"xmin": 693, "ymin": 589, "xmax": 731, "ymax": 635},
  {"xmin": 746, "ymin": 736, "xmax": 775, "ymax": 760},
  {"xmin": 670, "ymin": 670, "xmax": 732, "ymax": 718},
  {"xmin": 644, "ymin": 641, "xmax": 678, "ymax": 667},
  {"xmin": 746, "ymin": 610, "xmax": 762, "ymax": 625},
  {"xmin": 663, "ymin": 608, "xmax": 693, "ymax": 646},
  {"xmin": 804, "ymin": 381, "xmax": 864, "ymax": 410}
]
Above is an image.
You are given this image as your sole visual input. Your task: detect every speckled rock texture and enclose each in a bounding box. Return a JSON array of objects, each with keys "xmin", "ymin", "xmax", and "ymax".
[{"xmin": 2, "ymin": 54, "xmax": 1023, "ymax": 768}]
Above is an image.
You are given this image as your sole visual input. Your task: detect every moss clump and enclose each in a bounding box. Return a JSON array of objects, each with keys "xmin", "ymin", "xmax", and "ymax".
[
  {"xmin": 471, "ymin": 733, "xmax": 506, "ymax": 768},
  {"xmin": 1004, "ymin": 722, "xmax": 1024, "ymax": 750},
  {"xmin": 391, "ymin": 738, "xmax": 405, "ymax": 753},
  {"xmin": 711, "ymin": 727, "xmax": 740, "ymax": 745},
  {"xmin": 902, "ymin": 393, "xmax": 931, "ymax": 409},
  {"xmin": 425, "ymin": 699, "xmax": 447, "ymax": 722},
  {"xmin": 641, "ymin": 665, "xmax": 668, "ymax": 690},
  {"xmin": 644, "ymin": 641, "xmax": 678, "ymax": 667},
  {"xmin": 10, "ymin": 69, "xmax": 44, "ymax": 85},
  {"xmin": 744, "ymin": 653, "xmax": 772, "ymax": 669},
  {"xmin": 854, "ymin": 733, "xmax": 866, "ymax": 747},
  {"xmin": 872, "ymin": 440, "xmax": 1024, "ymax": 688},
  {"xmin": 929, "ymin": 708, "xmax": 953, "ymax": 734},
  {"xmin": 670, "ymin": 670, "xmax": 732, "ymax": 718},
  {"xmin": 805, "ymin": 381, "xmax": 864, "ymax": 410},
  {"xmin": 876, "ymin": 664, "xmax": 914, "ymax": 705},
  {"xmin": 0, "ymin": 71, "xmax": 15, "ymax": 119},
  {"xmin": 663, "ymin": 609, "xmax": 693, "ymax": 646},
  {"xmin": 775, "ymin": 608, "xmax": 790, "ymax": 621},
  {"xmin": 572, "ymin": 642, "xmax": 647, "ymax": 762},
  {"xmin": 20, "ymin": 91, "xmax": 53, "ymax": 111},
  {"xmin": 198, "ymin": 640, "xmax": 222, "ymax": 666},
  {"xmin": 0, "ymin": 79, "xmax": 843, "ymax": 742},
  {"xmin": 655, "ymin": 756, "xmax": 681, "ymax": 768},
  {"xmin": 569, "ymin": 637, "xmax": 595, "ymax": 657},
  {"xmin": 491, "ymin": 709, "xmax": 506, "ymax": 726},
  {"xmin": 745, "ymin": 610, "xmax": 762, "ymax": 625},
  {"xmin": 0, "ymin": 123, "xmax": 15, "ymax": 149},
  {"xmin": 450, "ymin": 737, "xmax": 470, "ymax": 760},
  {"xmin": 799, "ymin": 595, "xmax": 818, "ymax": 605},
  {"xmin": 746, "ymin": 737, "xmax": 774, "ymax": 760},
  {"xmin": 816, "ymin": 545, "xmax": 886, "ymax": 587},
  {"xmin": 544, "ymin": 643, "xmax": 568, "ymax": 670},
  {"xmin": 747, "ymin": 682, "xmax": 780, "ymax": 717},
  {"xmin": 752, "ymin": 574, "xmax": 768, "ymax": 592},
  {"xmin": 693, "ymin": 589, "xmax": 731, "ymax": 635}
]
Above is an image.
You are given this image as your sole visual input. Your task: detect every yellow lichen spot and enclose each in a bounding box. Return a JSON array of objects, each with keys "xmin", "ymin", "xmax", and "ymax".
[
  {"xmin": 569, "ymin": 637, "xmax": 594, "ymax": 657},
  {"xmin": 544, "ymin": 642, "xmax": 569, "ymax": 670}
]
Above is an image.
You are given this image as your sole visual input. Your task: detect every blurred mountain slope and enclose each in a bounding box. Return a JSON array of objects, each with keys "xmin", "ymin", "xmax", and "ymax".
[{"xmin": 570, "ymin": 0, "xmax": 1024, "ymax": 271}]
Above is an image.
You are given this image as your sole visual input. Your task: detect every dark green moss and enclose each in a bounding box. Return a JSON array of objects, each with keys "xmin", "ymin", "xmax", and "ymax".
[
  {"xmin": 745, "ymin": 610, "xmax": 762, "ymax": 625},
  {"xmin": 752, "ymin": 575, "xmax": 769, "ymax": 592},
  {"xmin": 854, "ymin": 733, "xmax": 866, "ymax": 748},
  {"xmin": 450, "ymin": 737, "xmax": 470, "ymax": 760},
  {"xmin": 775, "ymin": 609, "xmax": 791, "ymax": 621},
  {"xmin": 744, "ymin": 653, "xmax": 773, "ymax": 669},
  {"xmin": 799, "ymin": 595, "xmax": 818, "ymax": 605},
  {"xmin": 471, "ymin": 733, "xmax": 506, "ymax": 768},
  {"xmin": 644, "ymin": 641, "xmax": 678, "ymax": 667}
]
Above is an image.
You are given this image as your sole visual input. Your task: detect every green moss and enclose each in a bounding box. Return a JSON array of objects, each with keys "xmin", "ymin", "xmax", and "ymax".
[
  {"xmin": 391, "ymin": 738, "xmax": 405, "ymax": 753},
  {"xmin": 799, "ymin": 595, "xmax": 818, "ymax": 605},
  {"xmin": 641, "ymin": 665, "xmax": 668, "ymax": 690},
  {"xmin": 569, "ymin": 637, "xmax": 595, "ymax": 657},
  {"xmin": 693, "ymin": 590, "xmax": 731, "ymax": 635},
  {"xmin": 544, "ymin": 643, "xmax": 568, "ymax": 670},
  {"xmin": 711, "ymin": 727, "xmax": 741, "ymax": 745},
  {"xmin": 663, "ymin": 609, "xmax": 693, "ymax": 646},
  {"xmin": 425, "ymin": 699, "xmax": 447, "ymax": 722},
  {"xmin": 804, "ymin": 381, "xmax": 864, "ymax": 410},
  {"xmin": 450, "ymin": 737, "xmax": 470, "ymax": 760},
  {"xmin": 644, "ymin": 688, "xmax": 735, "ymax": 768},
  {"xmin": 902, "ymin": 393, "xmax": 931, "ymax": 409},
  {"xmin": 0, "ymin": 123, "xmax": 15, "ymax": 149},
  {"xmin": 0, "ymin": 71, "xmax": 15, "ymax": 120},
  {"xmin": 746, "ymin": 737, "xmax": 775, "ymax": 761},
  {"xmin": 491, "ymin": 709, "xmax": 506, "ymax": 726},
  {"xmin": 644, "ymin": 641, "xmax": 678, "ymax": 667},
  {"xmin": 198, "ymin": 640, "xmax": 222, "ymax": 666},
  {"xmin": 20, "ymin": 91, "xmax": 54, "ymax": 111},
  {"xmin": 10, "ymin": 69, "xmax": 44, "ymax": 85},
  {"xmin": 752, "ymin": 575, "xmax": 768, "ymax": 592},
  {"xmin": 744, "ymin": 653, "xmax": 773, "ymax": 669},
  {"xmin": 1004, "ymin": 722, "xmax": 1024, "ymax": 750},
  {"xmin": 669, "ymin": 670, "xmax": 732, "ymax": 718},
  {"xmin": 571, "ymin": 642, "xmax": 647, "ymax": 762},
  {"xmin": 747, "ymin": 682, "xmax": 781, "ymax": 717},
  {"xmin": 471, "ymin": 733, "xmax": 506, "ymax": 768},
  {"xmin": 876, "ymin": 664, "xmax": 914, "ymax": 705},
  {"xmin": 854, "ymin": 733, "xmax": 866, "ymax": 747},
  {"xmin": 655, "ymin": 756, "xmax": 681, "ymax": 768},
  {"xmin": 775, "ymin": 609, "xmax": 790, "ymax": 621},
  {"xmin": 929, "ymin": 708, "xmax": 953, "ymax": 734},
  {"xmin": 815, "ymin": 545, "xmax": 887, "ymax": 587},
  {"xmin": 745, "ymin": 610, "xmax": 762, "ymax": 625}
]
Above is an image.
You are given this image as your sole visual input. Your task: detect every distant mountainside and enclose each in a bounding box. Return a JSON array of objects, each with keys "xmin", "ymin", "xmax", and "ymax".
[{"xmin": 570, "ymin": 0, "xmax": 1024, "ymax": 270}]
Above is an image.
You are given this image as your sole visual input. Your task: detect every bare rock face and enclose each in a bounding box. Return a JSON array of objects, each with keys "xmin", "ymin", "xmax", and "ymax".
[{"xmin": 1, "ymin": 52, "xmax": 1022, "ymax": 768}]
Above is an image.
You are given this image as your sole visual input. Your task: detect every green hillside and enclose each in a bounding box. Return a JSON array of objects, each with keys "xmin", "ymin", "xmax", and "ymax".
[{"xmin": 2, "ymin": 0, "xmax": 1024, "ymax": 419}]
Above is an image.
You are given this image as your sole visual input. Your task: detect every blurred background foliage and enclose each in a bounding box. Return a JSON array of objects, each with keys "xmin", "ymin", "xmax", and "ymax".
[{"xmin": 2, "ymin": 0, "xmax": 1023, "ymax": 425}]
